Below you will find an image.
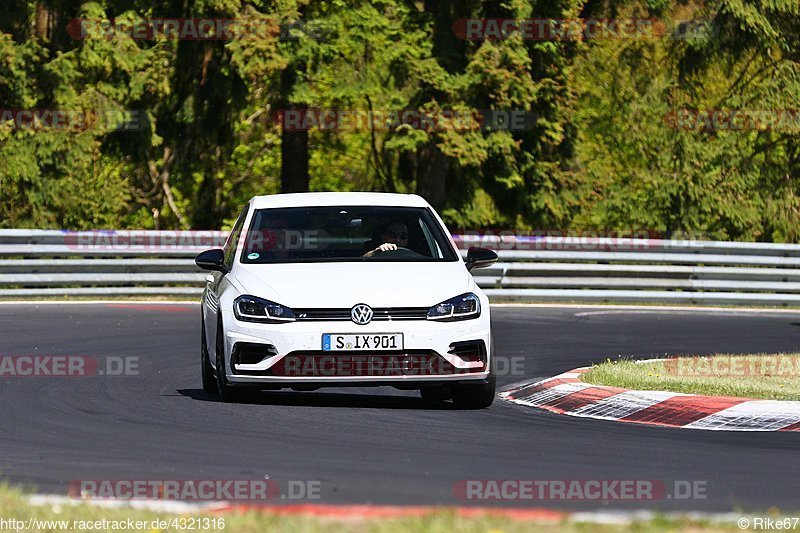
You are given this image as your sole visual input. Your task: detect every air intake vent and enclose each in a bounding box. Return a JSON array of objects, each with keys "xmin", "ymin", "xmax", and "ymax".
[
  {"xmin": 448, "ymin": 340, "xmax": 487, "ymax": 364},
  {"xmin": 231, "ymin": 342, "xmax": 278, "ymax": 371}
]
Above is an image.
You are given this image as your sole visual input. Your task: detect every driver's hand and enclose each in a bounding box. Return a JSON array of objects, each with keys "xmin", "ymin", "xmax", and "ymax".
[
  {"xmin": 364, "ymin": 243, "xmax": 398, "ymax": 257},
  {"xmin": 377, "ymin": 243, "xmax": 397, "ymax": 253}
]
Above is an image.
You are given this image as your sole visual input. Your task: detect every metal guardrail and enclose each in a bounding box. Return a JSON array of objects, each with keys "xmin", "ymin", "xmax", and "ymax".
[{"xmin": 2, "ymin": 230, "xmax": 800, "ymax": 305}]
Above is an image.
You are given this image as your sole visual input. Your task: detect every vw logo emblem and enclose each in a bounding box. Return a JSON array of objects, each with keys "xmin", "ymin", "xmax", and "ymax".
[{"xmin": 351, "ymin": 304, "xmax": 373, "ymax": 325}]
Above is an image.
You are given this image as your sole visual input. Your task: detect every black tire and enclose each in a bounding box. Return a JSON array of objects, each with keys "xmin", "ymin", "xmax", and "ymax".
[
  {"xmin": 215, "ymin": 317, "xmax": 246, "ymax": 402},
  {"xmin": 450, "ymin": 335, "xmax": 496, "ymax": 409},
  {"xmin": 420, "ymin": 386, "xmax": 451, "ymax": 402},
  {"xmin": 201, "ymin": 315, "xmax": 216, "ymax": 393},
  {"xmin": 451, "ymin": 374, "xmax": 496, "ymax": 409}
]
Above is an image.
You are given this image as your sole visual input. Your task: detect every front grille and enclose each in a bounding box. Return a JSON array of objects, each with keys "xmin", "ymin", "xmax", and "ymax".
[{"xmin": 293, "ymin": 307, "xmax": 429, "ymax": 321}]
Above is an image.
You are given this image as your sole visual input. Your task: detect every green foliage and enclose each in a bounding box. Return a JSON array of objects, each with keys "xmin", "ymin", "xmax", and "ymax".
[{"xmin": 0, "ymin": 0, "xmax": 798, "ymax": 241}]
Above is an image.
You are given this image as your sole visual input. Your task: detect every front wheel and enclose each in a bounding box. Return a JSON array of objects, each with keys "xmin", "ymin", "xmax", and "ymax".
[
  {"xmin": 451, "ymin": 374, "xmax": 496, "ymax": 409},
  {"xmin": 215, "ymin": 317, "xmax": 246, "ymax": 402},
  {"xmin": 201, "ymin": 315, "xmax": 216, "ymax": 393}
]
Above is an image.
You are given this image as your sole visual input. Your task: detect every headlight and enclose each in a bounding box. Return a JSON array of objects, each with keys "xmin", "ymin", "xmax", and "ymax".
[
  {"xmin": 234, "ymin": 295, "xmax": 296, "ymax": 323},
  {"xmin": 427, "ymin": 293, "xmax": 481, "ymax": 321}
]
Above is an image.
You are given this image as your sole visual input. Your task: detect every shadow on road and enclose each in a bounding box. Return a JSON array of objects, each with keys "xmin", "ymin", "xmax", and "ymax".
[{"xmin": 177, "ymin": 388, "xmax": 458, "ymax": 409}]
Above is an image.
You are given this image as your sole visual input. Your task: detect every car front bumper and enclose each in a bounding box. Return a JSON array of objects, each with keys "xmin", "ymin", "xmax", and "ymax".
[{"xmin": 221, "ymin": 309, "xmax": 491, "ymax": 386}]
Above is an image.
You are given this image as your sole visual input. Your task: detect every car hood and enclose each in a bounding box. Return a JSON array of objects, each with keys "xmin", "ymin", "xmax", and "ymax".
[{"xmin": 232, "ymin": 261, "xmax": 474, "ymax": 308}]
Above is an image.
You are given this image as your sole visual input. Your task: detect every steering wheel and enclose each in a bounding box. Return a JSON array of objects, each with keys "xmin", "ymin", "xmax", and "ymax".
[{"xmin": 375, "ymin": 246, "xmax": 421, "ymax": 258}]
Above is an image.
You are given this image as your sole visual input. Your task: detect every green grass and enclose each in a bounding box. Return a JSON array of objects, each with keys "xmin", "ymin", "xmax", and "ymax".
[
  {"xmin": 581, "ymin": 354, "xmax": 800, "ymax": 401},
  {"xmin": 0, "ymin": 484, "xmax": 753, "ymax": 532}
]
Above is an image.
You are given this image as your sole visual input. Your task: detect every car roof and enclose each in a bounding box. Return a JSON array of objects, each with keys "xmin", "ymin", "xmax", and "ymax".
[{"xmin": 249, "ymin": 192, "xmax": 431, "ymax": 209}]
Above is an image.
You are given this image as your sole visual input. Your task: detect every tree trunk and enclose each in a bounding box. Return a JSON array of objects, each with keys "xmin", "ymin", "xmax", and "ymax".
[
  {"xmin": 423, "ymin": 0, "xmax": 466, "ymax": 74},
  {"xmin": 416, "ymin": 141, "xmax": 447, "ymax": 208},
  {"xmin": 279, "ymin": 66, "xmax": 309, "ymax": 193},
  {"xmin": 280, "ymin": 112, "xmax": 309, "ymax": 193}
]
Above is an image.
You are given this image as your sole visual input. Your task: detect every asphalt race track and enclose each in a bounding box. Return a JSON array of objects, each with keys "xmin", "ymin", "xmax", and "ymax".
[{"xmin": 1, "ymin": 303, "xmax": 799, "ymax": 511}]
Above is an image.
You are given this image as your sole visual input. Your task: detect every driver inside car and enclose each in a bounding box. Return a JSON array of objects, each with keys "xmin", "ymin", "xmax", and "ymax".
[{"xmin": 363, "ymin": 221, "xmax": 409, "ymax": 257}]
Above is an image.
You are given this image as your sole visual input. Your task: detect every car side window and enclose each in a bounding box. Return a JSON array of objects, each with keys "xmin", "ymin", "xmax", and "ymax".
[{"xmin": 223, "ymin": 206, "xmax": 248, "ymax": 270}]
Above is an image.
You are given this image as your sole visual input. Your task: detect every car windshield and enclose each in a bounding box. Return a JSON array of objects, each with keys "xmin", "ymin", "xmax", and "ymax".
[{"xmin": 240, "ymin": 206, "xmax": 459, "ymax": 263}]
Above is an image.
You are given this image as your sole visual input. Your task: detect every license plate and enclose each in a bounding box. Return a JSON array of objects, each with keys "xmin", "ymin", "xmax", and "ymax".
[{"xmin": 322, "ymin": 333, "xmax": 403, "ymax": 351}]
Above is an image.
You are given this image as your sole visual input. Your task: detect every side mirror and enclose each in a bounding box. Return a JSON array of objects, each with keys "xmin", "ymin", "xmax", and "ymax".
[
  {"xmin": 195, "ymin": 249, "xmax": 229, "ymax": 274},
  {"xmin": 465, "ymin": 247, "xmax": 498, "ymax": 271}
]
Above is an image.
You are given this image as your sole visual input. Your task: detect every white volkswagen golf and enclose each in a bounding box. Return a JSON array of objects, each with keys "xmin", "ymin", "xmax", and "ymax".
[{"xmin": 196, "ymin": 192, "xmax": 498, "ymax": 408}]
